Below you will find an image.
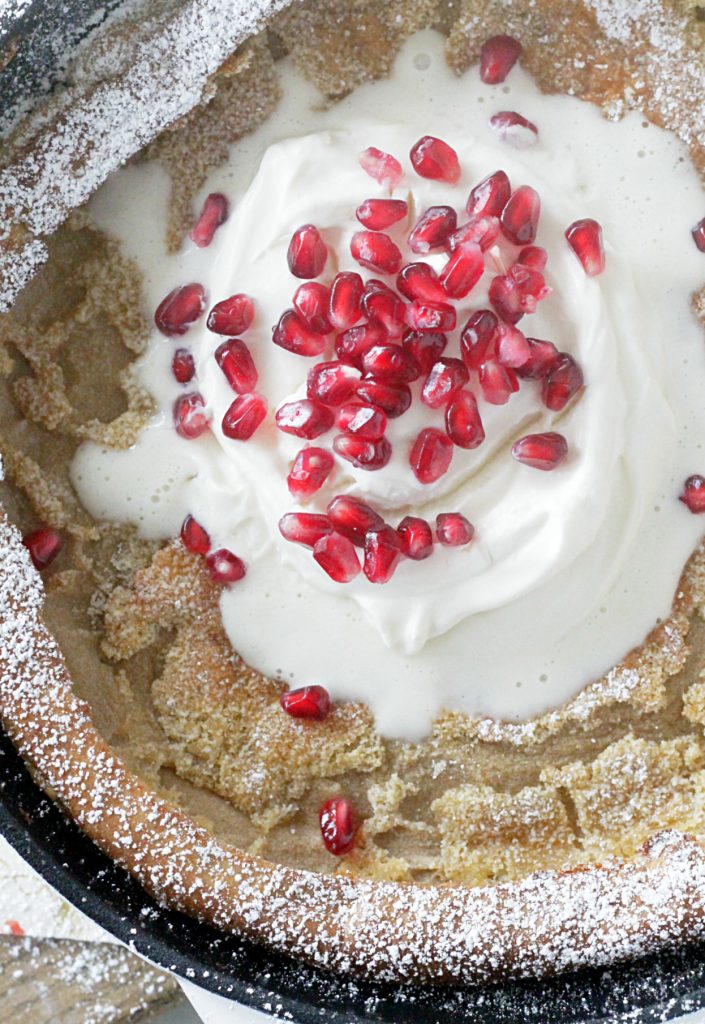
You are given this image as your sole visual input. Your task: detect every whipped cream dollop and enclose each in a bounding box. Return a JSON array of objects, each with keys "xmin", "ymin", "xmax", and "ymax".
[{"xmin": 73, "ymin": 31, "xmax": 705, "ymax": 740}]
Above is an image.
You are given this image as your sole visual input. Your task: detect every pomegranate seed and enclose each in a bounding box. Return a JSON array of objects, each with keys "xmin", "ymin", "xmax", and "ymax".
[
  {"xmin": 207, "ymin": 293, "xmax": 255, "ymax": 336},
  {"xmin": 319, "ymin": 796, "xmax": 357, "ymax": 854},
  {"xmin": 180, "ymin": 514, "xmax": 210, "ymax": 555},
  {"xmin": 287, "ymin": 224, "xmax": 328, "ymax": 279},
  {"xmin": 480, "ymin": 34, "xmax": 522, "ymax": 84},
  {"xmin": 335, "ymin": 322, "xmax": 386, "ymax": 368},
  {"xmin": 440, "ymin": 241, "xmax": 484, "ymax": 299},
  {"xmin": 356, "ymin": 198, "xmax": 408, "ymax": 230},
  {"xmin": 221, "ymin": 393, "xmax": 267, "ymax": 440},
  {"xmin": 335, "ymin": 403, "xmax": 387, "ymax": 439},
  {"xmin": 410, "ymin": 135, "xmax": 461, "ymax": 184},
  {"xmin": 436, "ymin": 512, "xmax": 474, "ymax": 546},
  {"xmin": 446, "ymin": 390, "xmax": 485, "ymax": 449},
  {"xmin": 404, "ymin": 301, "xmax": 457, "ymax": 333},
  {"xmin": 680, "ymin": 475, "xmax": 705, "ymax": 513},
  {"xmin": 422, "ymin": 358, "xmax": 469, "ymax": 409},
  {"xmin": 215, "ymin": 338, "xmax": 258, "ymax": 393},
  {"xmin": 329, "ymin": 272, "xmax": 364, "ymax": 330},
  {"xmin": 397, "ymin": 516, "xmax": 433, "ymax": 560},
  {"xmin": 350, "ymin": 231, "xmax": 402, "ymax": 274},
  {"xmin": 173, "ymin": 392, "xmax": 210, "ymax": 438},
  {"xmin": 408, "ymin": 206, "xmax": 457, "ymax": 254},
  {"xmin": 293, "ymin": 282, "xmax": 332, "ymax": 334},
  {"xmin": 460, "ymin": 310, "xmax": 499, "ymax": 370},
  {"xmin": 279, "ymin": 512, "xmax": 332, "ymax": 547},
  {"xmin": 512, "ymin": 432, "xmax": 568, "ymax": 470},
  {"xmin": 501, "ymin": 185, "xmax": 541, "ymax": 245},
  {"xmin": 518, "ymin": 245, "xmax": 547, "ymax": 271},
  {"xmin": 189, "ymin": 192, "xmax": 229, "ymax": 248},
  {"xmin": 466, "ymin": 170, "xmax": 511, "ymax": 218},
  {"xmin": 403, "ymin": 330, "xmax": 447, "ymax": 373},
  {"xmin": 155, "ymin": 283, "xmax": 206, "ymax": 336},
  {"xmin": 541, "ymin": 353, "xmax": 584, "ymax": 411},
  {"xmin": 327, "ymin": 495, "xmax": 384, "ymax": 546},
  {"xmin": 515, "ymin": 337, "xmax": 559, "ymax": 380},
  {"xmin": 397, "ymin": 262, "xmax": 447, "ymax": 304},
  {"xmin": 359, "ymin": 146, "xmax": 403, "ymax": 187},
  {"xmin": 363, "ymin": 525, "xmax": 405, "ymax": 583},
  {"xmin": 288, "ymin": 447, "xmax": 335, "ymax": 498},
  {"xmin": 362, "ymin": 285, "xmax": 406, "ymax": 338},
  {"xmin": 489, "ymin": 111, "xmax": 538, "ymax": 147},
  {"xmin": 357, "ymin": 379, "xmax": 411, "ymax": 418},
  {"xmin": 362, "ymin": 343, "xmax": 420, "ymax": 383},
  {"xmin": 307, "ymin": 362, "xmax": 360, "ymax": 406},
  {"xmin": 206, "ymin": 548, "xmax": 246, "ymax": 584},
  {"xmin": 22, "ymin": 528, "xmax": 62, "ymax": 570},
  {"xmin": 692, "ymin": 218, "xmax": 705, "ymax": 253},
  {"xmin": 565, "ymin": 218, "xmax": 605, "ymax": 276},
  {"xmin": 275, "ymin": 399, "xmax": 334, "ymax": 439},
  {"xmin": 273, "ymin": 309, "xmax": 327, "ymax": 357},
  {"xmin": 313, "ymin": 533, "xmax": 361, "ymax": 583},
  {"xmin": 489, "ymin": 264, "xmax": 550, "ymax": 324},
  {"xmin": 172, "ymin": 348, "xmax": 195, "ymax": 384},
  {"xmin": 447, "ymin": 216, "xmax": 500, "ymax": 253},
  {"xmin": 410, "ymin": 428, "xmax": 454, "ymax": 484},
  {"xmin": 333, "ymin": 434, "xmax": 392, "ymax": 470},
  {"xmin": 280, "ymin": 685, "xmax": 331, "ymax": 720},
  {"xmin": 478, "ymin": 361, "xmax": 519, "ymax": 404},
  {"xmin": 496, "ymin": 322, "xmax": 530, "ymax": 368}
]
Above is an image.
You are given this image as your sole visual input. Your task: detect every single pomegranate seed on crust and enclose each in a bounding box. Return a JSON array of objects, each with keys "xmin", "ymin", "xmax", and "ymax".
[
  {"xmin": 515, "ymin": 337, "xmax": 559, "ymax": 380},
  {"xmin": 313, "ymin": 533, "xmax": 361, "ymax": 583},
  {"xmin": 288, "ymin": 447, "xmax": 335, "ymax": 498},
  {"xmin": 273, "ymin": 309, "xmax": 327, "ymax": 357},
  {"xmin": 440, "ymin": 241, "xmax": 484, "ymax": 299},
  {"xmin": 489, "ymin": 264, "xmax": 550, "ymax": 324},
  {"xmin": 480, "ymin": 35, "xmax": 522, "ymax": 84},
  {"xmin": 397, "ymin": 262, "xmax": 448, "ymax": 304},
  {"xmin": 518, "ymin": 245, "xmax": 547, "ymax": 271},
  {"xmin": 180, "ymin": 514, "xmax": 210, "ymax": 555},
  {"xmin": 172, "ymin": 348, "xmax": 195, "ymax": 384},
  {"xmin": 189, "ymin": 192, "xmax": 229, "ymax": 248},
  {"xmin": 280, "ymin": 685, "xmax": 331, "ymax": 720},
  {"xmin": 207, "ymin": 293, "xmax": 255, "ymax": 335},
  {"xmin": 215, "ymin": 338, "xmax": 258, "ymax": 393},
  {"xmin": 293, "ymin": 282, "xmax": 332, "ymax": 334},
  {"xmin": 422, "ymin": 358, "xmax": 469, "ymax": 409},
  {"xmin": 364, "ymin": 525, "xmax": 405, "ymax": 583},
  {"xmin": 692, "ymin": 219, "xmax": 705, "ymax": 253},
  {"xmin": 403, "ymin": 330, "xmax": 447, "ymax": 373},
  {"xmin": 350, "ymin": 231, "xmax": 402, "ymax": 274},
  {"xmin": 460, "ymin": 310, "xmax": 499, "ymax": 370},
  {"xmin": 512, "ymin": 431, "xmax": 568, "ymax": 470},
  {"xmin": 466, "ymin": 170, "xmax": 511, "ymax": 218},
  {"xmin": 221, "ymin": 393, "xmax": 267, "ymax": 440},
  {"xmin": 541, "ymin": 353, "xmax": 584, "ymax": 411},
  {"xmin": 357, "ymin": 379, "xmax": 411, "ymax": 418},
  {"xmin": 408, "ymin": 206, "xmax": 458, "ymax": 254},
  {"xmin": 356, "ymin": 198, "xmax": 408, "ymax": 230},
  {"xmin": 336, "ymin": 403, "xmax": 387, "ymax": 439},
  {"xmin": 362, "ymin": 286, "xmax": 406, "ymax": 338},
  {"xmin": 489, "ymin": 111, "xmax": 538, "ymax": 147},
  {"xmin": 320, "ymin": 796, "xmax": 357, "ymax": 855},
  {"xmin": 410, "ymin": 428, "xmax": 454, "ymax": 484},
  {"xmin": 447, "ymin": 216, "xmax": 500, "ymax": 253},
  {"xmin": 335, "ymin": 322, "xmax": 386, "ymax": 367},
  {"xmin": 329, "ymin": 272, "xmax": 364, "ymax": 330},
  {"xmin": 478, "ymin": 361, "xmax": 519, "ymax": 404},
  {"xmin": 287, "ymin": 224, "xmax": 328, "ymax": 279},
  {"xmin": 155, "ymin": 283, "xmax": 206, "ymax": 336},
  {"xmin": 22, "ymin": 528, "xmax": 62, "ymax": 570},
  {"xmin": 279, "ymin": 512, "xmax": 332, "ymax": 547},
  {"xmin": 410, "ymin": 135, "xmax": 461, "ymax": 184},
  {"xmin": 359, "ymin": 146, "xmax": 403, "ymax": 187},
  {"xmin": 446, "ymin": 390, "xmax": 485, "ymax": 449},
  {"xmin": 206, "ymin": 548, "xmax": 246, "ymax": 584},
  {"xmin": 565, "ymin": 218, "xmax": 606, "ymax": 276},
  {"xmin": 496, "ymin": 322, "xmax": 530, "ymax": 368},
  {"xmin": 397, "ymin": 516, "xmax": 434, "ymax": 560},
  {"xmin": 680, "ymin": 475, "xmax": 705, "ymax": 513},
  {"xmin": 308, "ymin": 362, "xmax": 361, "ymax": 406},
  {"xmin": 327, "ymin": 495, "xmax": 384, "ymax": 546},
  {"xmin": 275, "ymin": 399, "xmax": 334, "ymax": 439},
  {"xmin": 404, "ymin": 300, "xmax": 457, "ymax": 333},
  {"xmin": 362, "ymin": 343, "xmax": 420, "ymax": 384},
  {"xmin": 333, "ymin": 434, "xmax": 392, "ymax": 470},
  {"xmin": 436, "ymin": 512, "xmax": 474, "ymax": 546},
  {"xmin": 501, "ymin": 185, "xmax": 541, "ymax": 245},
  {"xmin": 173, "ymin": 392, "xmax": 210, "ymax": 438}
]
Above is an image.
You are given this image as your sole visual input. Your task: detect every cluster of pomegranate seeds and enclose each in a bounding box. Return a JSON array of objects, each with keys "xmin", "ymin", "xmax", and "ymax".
[
  {"xmin": 189, "ymin": 192, "xmax": 229, "ymax": 248},
  {"xmin": 680, "ymin": 475, "xmax": 705, "ymax": 514},
  {"xmin": 279, "ymin": 685, "xmax": 332, "ymax": 720},
  {"xmin": 565, "ymin": 219, "xmax": 606, "ymax": 276},
  {"xmin": 320, "ymin": 796, "xmax": 357, "ymax": 855},
  {"xmin": 179, "ymin": 514, "xmax": 246, "ymax": 585},
  {"xmin": 693, "ymin": 218, "xmax": 705, "ymax": 253},
  {"xmin": 480, "ymin": 34, "xmax": 522, "ymax": 84},
  {"xmin": 155, "ymin": 283, "xmax": 206, "ymax": 336},
  {"xmin": 22, "ymin": 528, "xmax": 62, "ymax": 570}
]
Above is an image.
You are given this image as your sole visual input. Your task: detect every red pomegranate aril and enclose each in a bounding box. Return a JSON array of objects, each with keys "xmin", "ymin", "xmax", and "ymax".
[
  {"xmin": 460, "ymin": 310, "xmax": 499, "ymax": 370},
  {"xmin": 173, "ymin": 392, "xmax": 210, "ymax": 438},
  {"xmin": 279, "ymin": 512, "xmax": 332, "ymax": 547},
  {"xmin": 275, "ymin": 399, "xmax": 334, "ymax": 439},
  {"xmin": 329, "ymin": 272, "xmax": 364, "ymax": 330},
  {"xmin": 565, "ymin": 218, "xmax": 605, "ymax": 276},
  {"xmin": 273, "ymin": 309, "xmax": 327, "ymax": 357},
  {"xmin": 446, "ymin": 390, "xmax": 485, "ymax": 449},
  {"xmin": 207, "ymin": 293, "xmax": 255, "ymax": 336},
  {"xmin": 307, "ymin": 362, "xmax": 361, "ymax": 406},
  {"xmin": 518, "ymin": 245, "xmax": 547, "ymax": 271},
  {"xmin": 22, "ymin": 528, "xmax": 62, "ymax": 570},
  {"xmin": 489, "ymin": 111, "xmax": 538, "ymax": 147},
  {"xmin": 336, "ymin": 403, "xmax": 387, "ymax": 440},
  {"xmin": 480, "ymin": 34, "xmax": 522, "ymax": 84},
  {"xmin": 512, "ymin": 431, "xmax": 568, "ymax": 471},
  {"xmin": 466, "ymin": 170, "xmax": 511, "ymax": 218},
  {"xmin": 397, "ymin": 262, "xmax": 448, "ymax": 304},
  {"xmin": 287, "ymin": 224, "xmax": 328, "ymax": 279},
  {"xmin": 422, "ymin": 358, "xmax": 469, "ymax": 409},
  {"xmin": 436, "ymin": 512, "xmax": 474, "ymax": 547},
  {"xmin": 364, "ymin": 525, "xmax": 405, "ymax": 583},
  {"xmin": 350, "ymin": 231, "xmax": 402, "ymax": 274},
  {"xmin": 215, "ymin": 338, "xmax": 258, "ymax": 393},
  {"xmin": 172, "ymin": 348, "xmax": 195, "ymax": 384},
  {"xmin": 288, "ymin": 447, "xmax": 335, "ymax": 498},
  {"xmin": 501, "ymin": 185, "xmax": 541, "ymax": 245},
  {"xmin": 447, "ymin": 216, "xmax": 500, "ymax": 253},
  {"xmin": 293, "ymin": 281, "xmax": 332, "ymax": 334},
  {"xmin": 403, "ymin": 330, "xmax": 447, "ymax": 374},
  {"xmin": 155, "ymin": 283, "xmax": 206, "ymax": 336},
  {"xmin": 313, "ymin": 533, "xmax": 361, "ymax": 583},
  {"xmin": 515, "ymin": 337, "xmax": 559, "ymax": 380},
  {"xmin": 356, "ymin": 198, "xmax": 408, "ymax": 230},
  {"xmin": 280, "ymin": 685, "xmax": 331, "ymax": 720},
  {"xmin": 206, "ymin": 548, "xmax": 246, "ymax": 584},
  {"xmin": 541, "ymin": 353, "xmax": 584, "ymax": 411},
  {"xmin": 333, "ymin": 434, "xmax": 392, "ymax": 470},
  {"xmin": 362, "ymin": 343, "xmax": 420, "ymax": 384},
  {"xmin": 478, "ymin": 361, "xmax": 519, "ymax": 404},
  {"xmin": 397, "ymin": 516, "xmax": 434, "ymax": 560},
  {"xmin": 359, "ymin": 146, "xmax": 403, "ymax": 188},
  {"xmin": 410, "ymin": 428, "xmax": 454, "ymax": 484},
  {"xmin": 408, "ymin": 206, "xmax": 458, "ymax": 254},
  {"xmin": 693, "ymin": 218, "xmax": 705, "ymax": 253},
  {"xmin": 221, "ymin": 393, "xmax": 267, "ymax": 440},
  {"xmin": 410, "ymin": 135, "xmax": 461, "ymax": 184},
  {"xmin": 180, "ymin": 514, "xmax": 210, "ymax": 555},
  {"xmin": 335, "ymin": 322, "xmax": 386, "ymax": 368},
  {"xmin": 357, "ymin": 379, "xmax": 411, "ymax": 418},
  {"xmin": 320, "ymin": 796, "xmax": 357, "ymax": 855},
  {"xmin": 440, "ymin": 241, "xmax": 485, "ymax": 299},
  {"xmin": 404, "ymin": 300, "xmax": 457, "ymax": 333},
  {"xmin": 489, "ymin": 263, "xmax": 550, "ymax": 324},
  {"xmin": 362, "ymin": 287, "xmax": 406, "ymax": 338},
  {"xmin": 327, "ymin": 495, "xmax": 384, "ymax": 546},
  {"xmin": 680, "ymin": 475, "xmax": 705, "ymax": 513},
  {"xmin": 189, "ymin": 192, "xmax": 229, "ymax": 248},
  {"xmin": 496, "ymin": 322, "xmax": 530, "ymax": 368}
]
